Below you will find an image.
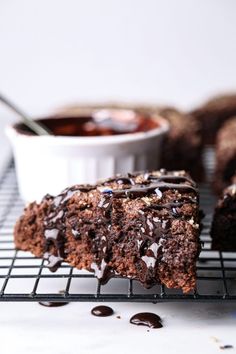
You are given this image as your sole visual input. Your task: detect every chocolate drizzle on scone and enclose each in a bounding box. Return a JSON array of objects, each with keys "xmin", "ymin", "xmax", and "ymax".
[
  {"xmin": 14, "ymin": 169, "xmax": 201, "ymax": 292},
  {"xmin": 43, "ymin": 185, "xmax": 93, "ymax": 272}
]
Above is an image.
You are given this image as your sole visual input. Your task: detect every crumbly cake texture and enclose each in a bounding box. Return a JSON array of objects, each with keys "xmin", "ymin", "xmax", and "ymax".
[
  {"xmin": 14, "ymin": 170, "xmax": 201, "ymax": 293},
  {"xmin": 56, "ymin": 104, "xmax": 204, "ymax": 181},
  {"xmin": 211, "ymin": 184, "xmax": 236, "ymax": 251},
  {"xmin": 214, "ymin": 117, "xmax": 236, "ymax": 193},
  {"xmin": 191, "ymin": 94, "xmax": 236, "ymax": 145}
]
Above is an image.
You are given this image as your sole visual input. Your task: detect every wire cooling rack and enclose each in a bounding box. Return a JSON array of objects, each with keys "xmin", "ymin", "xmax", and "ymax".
[{"xmin": 0, "ymin": 149, "xmax": 236, "ymax": 302}]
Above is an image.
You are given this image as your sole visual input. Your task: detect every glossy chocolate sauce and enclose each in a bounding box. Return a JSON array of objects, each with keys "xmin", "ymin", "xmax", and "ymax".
[
  {"xmin": 41, "ymin": 170, "xmax": 199, "ymax": 287},
  {"xmin": 43, "ymin": 184, "xmax": 93, "ymax": 272},
  {"xmin": 219, "ymin": 345, "xmax": 234, "ymax": 350},
  {"xmin": 91, "ymin": 305, "xmax": 114, "ymax": 317},
  {"xmin": 15, "ymin": 109, "xmax": 159, "ymax": 137},
  {"xmin": 39, "ymin": 301, "xmax": 68, "ymax": 307},
  {"xmin": 130, "ymin": 312, "xmax": 163, "ymax": 328}
]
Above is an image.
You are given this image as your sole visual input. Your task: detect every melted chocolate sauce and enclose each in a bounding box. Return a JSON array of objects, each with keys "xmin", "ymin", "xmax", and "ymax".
[
  {"xmin": 41, "ymin": 170, "xmax": 198, "ymax": 286},
  {"xmin": 113, "ymin": 181, "xmax": 198, "ymax": 198},
  {"xmin": 130, "ymin": 312, "xmax": 163, "ymax": 328},
  {"xmin": 15, "ymin": 109, "xmax": 159, "ymax": 137},
  {"xmin": 39, "ymin": 301, "xmax": 68, "ymax": 307},
  {"xmin": 91, "ymin": 305, "xmax": 114, "ymax": 317}
]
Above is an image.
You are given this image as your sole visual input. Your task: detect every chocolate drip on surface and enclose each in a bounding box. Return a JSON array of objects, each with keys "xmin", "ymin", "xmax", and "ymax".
[
  {"xmin": 91, "ymin": 305, "xmax": 114, "ymax": 317},
  {"xmin": 130, "ymin": 312, "xmax": 163, "ymax": 328},
  {"xmin": 16, "ymin": 110, "xmax": 159, "ymax": 137},
  {"xmin": 38, "ymin": 301, "xmax": 68, "ymax": 307},
  {"xmin": 219, "ymin": 345, "xmax": 234, "ymax": 350}
]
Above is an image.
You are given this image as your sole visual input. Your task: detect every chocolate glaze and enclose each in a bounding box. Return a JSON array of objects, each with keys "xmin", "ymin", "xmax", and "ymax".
[
  {"xmin": 38, "ymin": 301, "xmax": 68, "ymax": 307},
  {"xmin": 91, "ymin": 305, "xmax": 114, "ymax": 317},
  {"xmin": 41, "ymin": 170, "xmax": 199, "ymax": 287},
  {"xmin": 130, "ymin": 312, "xmax": 163, "ymax": 328},
  {"xmin": 94, "ymin": 172, "xmax": 199, "ymax": 285},
  {"xmin": 113, "ymin": 181, "xmax": 198, "ymax": 199},
  {"xmin": 15, "ymin": 109, "xmax": 159, "ymax": 137},
  {"xmin": 219, "ymin": 345, "xmax": 234, "ymax": 350},
  {"xmin": 43, "ymin": 185, "xmax": 93, "ymax": 272}
]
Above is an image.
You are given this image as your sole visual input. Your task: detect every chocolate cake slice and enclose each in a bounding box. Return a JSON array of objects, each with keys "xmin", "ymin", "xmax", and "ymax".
[
  {"xmin": 14, "ymin": 170, "xmax": 201, "ymax": 293},
  {"xmin": 211, "ymin": 184, "xmax": 236, "ymax": 251},
  {"xmin": 214, "ymin": 117, "xmax": 236, "ymax": 193}
]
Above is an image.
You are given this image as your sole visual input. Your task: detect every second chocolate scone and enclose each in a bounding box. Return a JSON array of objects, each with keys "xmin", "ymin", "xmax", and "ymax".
[
  {"xmin": 214, "ymin": 117, "xmax": 236, "ymax": 193},
  {"xmin": 191, "ymin": 93, "xmax": 236, "ymax": 145},
  {"xmin": 14, "ymin": 170, "xmax": 201, "ymax": 293},
  {"xmin": 158, "ymin": 107, "xmax": 204, "ymax": 181}
]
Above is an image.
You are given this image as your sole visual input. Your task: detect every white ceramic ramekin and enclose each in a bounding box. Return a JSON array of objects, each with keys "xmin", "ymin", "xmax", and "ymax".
[{"xmin": 6, "ymin": 111, "xmax": 169, "ymax": 202}]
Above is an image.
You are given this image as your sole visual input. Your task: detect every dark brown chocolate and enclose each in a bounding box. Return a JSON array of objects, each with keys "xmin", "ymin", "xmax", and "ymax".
[
  {"xmin": 91, "ymin": 305, "xmax": 114, "ymax": 317},
  {"xmin": 38, "ymin": 301, "xmax": 68, "ymax": 307},
  {"xmin": 130, "ymin": 312, "xmax": 163, "ymax": 328},
  {"xmin": 219, "ymin": 345, "xmax": 234, "ymax": 350},
  {"xmin": 14, "ymin": 109, "xmax": 159, "ymax": 137},
  {"xmin": 14, "ymin": 169, "xmax": 201, "ymax": 293}
]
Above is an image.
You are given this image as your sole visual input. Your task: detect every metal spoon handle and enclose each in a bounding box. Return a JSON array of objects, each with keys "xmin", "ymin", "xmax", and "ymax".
[{"xmin": 0, "ymin": 93, "xmax": 52, "ymax": 136}]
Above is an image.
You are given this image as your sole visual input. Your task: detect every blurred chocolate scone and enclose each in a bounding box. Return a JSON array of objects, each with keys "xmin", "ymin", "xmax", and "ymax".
[
  {"xmin": 191, "ymin": 93, "xmax": 236, "ymax": 145},
  {"xmin": 56, "ymin": 103, "xmax": 204, "ymax": 181},
  {"xmin": 158, "ymin": 107, "xmax": 204, "ymax": 182},
  {"xmin": 214, "ymin": 117, "xmax": 236, "ymax": 193}
]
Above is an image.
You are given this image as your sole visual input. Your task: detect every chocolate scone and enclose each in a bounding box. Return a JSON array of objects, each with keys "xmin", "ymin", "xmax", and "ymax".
[
  {"xmin": 191, "ymin": 94, "xmax": 236, "ymax": 145},
  {"xmin": 14, "ymin": 170, "xmax": 201, "ymax": 293},
  {"xmin": 211, "ymin": 184, "xmax": 236, "ymax": 251},
  {"xmin": 214, "ymin": 117, "xmax": 236, "ymax": 193}
]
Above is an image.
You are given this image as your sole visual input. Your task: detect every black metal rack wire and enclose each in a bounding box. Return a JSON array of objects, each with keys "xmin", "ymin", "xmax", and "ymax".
[{"xmin": 0, "ymin": 149, "xmax": 236, "ymax": 302}]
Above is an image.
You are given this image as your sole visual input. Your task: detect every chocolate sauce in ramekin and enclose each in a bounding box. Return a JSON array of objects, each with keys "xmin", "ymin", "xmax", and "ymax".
[{"xmin": 14, "ymin": 109, "xmax": 159, "ymax": 137}]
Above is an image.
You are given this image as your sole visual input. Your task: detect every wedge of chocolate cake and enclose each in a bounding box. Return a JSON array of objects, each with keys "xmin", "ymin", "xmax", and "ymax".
[
  {"xmin": 14, "ymin": 170, "xmax": 201, "ymax": 293},
  {"xmin": 211, "ymin": 184, "xmax": 236, "ymax": 251}
]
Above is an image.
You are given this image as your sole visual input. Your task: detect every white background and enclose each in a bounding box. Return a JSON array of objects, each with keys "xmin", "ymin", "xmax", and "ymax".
[
  {"xmin": 0, "ymin": 1, "xmax": 236, "ymax": 353},
  {"xmin": 1, "ymin": 0, "xmax": 236, "ymax": 163}
]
